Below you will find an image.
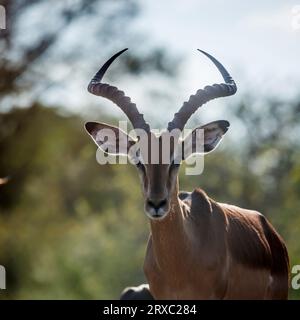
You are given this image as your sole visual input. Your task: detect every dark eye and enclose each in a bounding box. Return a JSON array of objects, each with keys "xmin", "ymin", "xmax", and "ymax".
[
  {"xmin": 170, "ymin": 160, "xmax": 181, "ymax": 170},
  {"xmin": 136, "ymin": 161, "xmax": 146, "ymax": 174}
]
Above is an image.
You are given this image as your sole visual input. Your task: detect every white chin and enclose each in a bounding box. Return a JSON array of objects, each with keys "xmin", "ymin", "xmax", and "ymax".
[{"xmin": 145, "ymin": 207, "xmax": 168, "ymax": 221}]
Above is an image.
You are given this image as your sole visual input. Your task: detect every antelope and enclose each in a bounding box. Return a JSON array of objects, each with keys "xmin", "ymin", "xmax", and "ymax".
[{"xmin": 85, "ymin": 49, "xmax": 290, "ymax": 299}]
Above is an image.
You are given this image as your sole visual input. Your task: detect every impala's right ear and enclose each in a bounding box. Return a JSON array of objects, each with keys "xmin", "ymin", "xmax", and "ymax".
[{"xmin": 85, "ymin": 122, "xmax": 136, "ymax": 155}]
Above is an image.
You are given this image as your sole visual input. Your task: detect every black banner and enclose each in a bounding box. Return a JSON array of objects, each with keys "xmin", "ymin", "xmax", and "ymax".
[{"xmin": 0, "ymin": 300, "xmax": 297, "ymax": 319}]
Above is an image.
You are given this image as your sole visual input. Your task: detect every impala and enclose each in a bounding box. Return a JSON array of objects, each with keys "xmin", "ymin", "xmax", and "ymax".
[{"xmin": 85, "ymin": 49, "xmax": 290, "ymax": 299}]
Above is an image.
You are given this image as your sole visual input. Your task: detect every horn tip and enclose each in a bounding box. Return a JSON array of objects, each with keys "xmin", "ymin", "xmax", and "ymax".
[{"xmin": 197, "ymin": 49, "xmax": 210, "ymax": 57}]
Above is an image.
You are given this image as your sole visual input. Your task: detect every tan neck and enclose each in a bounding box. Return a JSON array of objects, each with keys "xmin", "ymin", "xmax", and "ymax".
[{"xmin": 149, "ymin": 178, "xmax": 188, "ymax": 270}]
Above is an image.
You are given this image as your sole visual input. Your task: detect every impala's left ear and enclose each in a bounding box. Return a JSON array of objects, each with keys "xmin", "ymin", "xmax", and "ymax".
[{"xmin": 183, "ymin": 120, "xmax": 230, "ymax": 159}]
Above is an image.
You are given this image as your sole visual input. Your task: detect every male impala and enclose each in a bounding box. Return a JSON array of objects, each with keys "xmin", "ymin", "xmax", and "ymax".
[{"xmin": 85, "ymin": 49, "xmax": 290, "ymax": 299}]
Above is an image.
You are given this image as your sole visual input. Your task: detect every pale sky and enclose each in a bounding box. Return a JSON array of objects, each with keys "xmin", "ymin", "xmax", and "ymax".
[
  {"xmin": 133, "ymin": 0, "xmax": 300, "ymax": 102},
  {"xmin": 134, "ymin": 0, "xmax": 300, "ymax": 82},
  {"xmin": 41, "ymin": 0, "xmax": 300, "ymax": 127}
]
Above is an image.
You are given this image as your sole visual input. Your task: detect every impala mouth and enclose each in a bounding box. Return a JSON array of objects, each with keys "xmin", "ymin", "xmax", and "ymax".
[
  {"xmin": 145, "ymin": 211, "xmax": 168, "ymax": 221},
  {"xmin": 144, "ymin": 201, "xmax": 169, "ymax": 220}
]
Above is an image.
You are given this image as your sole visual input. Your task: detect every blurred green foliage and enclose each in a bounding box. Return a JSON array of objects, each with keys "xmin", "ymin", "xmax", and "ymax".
[{"xmin": 0, "ymin": 104, "xmax": 149, "ymax": 299}]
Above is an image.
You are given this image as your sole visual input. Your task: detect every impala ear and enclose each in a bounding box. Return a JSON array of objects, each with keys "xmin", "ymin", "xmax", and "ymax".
[
  {"xmin": 183, "ymin": 120, "xmax": 230, "ymax": 159},
  {"xmin": 85, "ymin": 122, "xmax": 136, "ymax": 155}
]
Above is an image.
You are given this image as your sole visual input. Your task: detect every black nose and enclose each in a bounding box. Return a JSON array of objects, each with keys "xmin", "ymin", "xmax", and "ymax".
[{"xmin": 147, "ymin": 198, "xmax": 167, "ymax": 210}]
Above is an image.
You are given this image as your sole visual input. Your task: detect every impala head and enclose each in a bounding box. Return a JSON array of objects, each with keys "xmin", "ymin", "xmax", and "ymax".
[{"xmin": 85, "ymin": 48, "xmax": 237, "ymax": 220}]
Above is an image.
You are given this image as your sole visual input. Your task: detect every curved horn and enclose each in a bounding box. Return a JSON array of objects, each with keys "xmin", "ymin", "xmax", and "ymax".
[
  {"xmin": 88, "ymin": 48, "xmax": 150, "ymax": 132},
  {"xmin": 167, "ymin": 49, "xmax": 237, "ymax": 131}
]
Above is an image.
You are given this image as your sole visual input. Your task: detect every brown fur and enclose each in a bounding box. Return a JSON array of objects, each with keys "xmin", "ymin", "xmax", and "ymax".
[{"xmin": 144, "ymin": 185, "xmax": 290, "ymax": 300}]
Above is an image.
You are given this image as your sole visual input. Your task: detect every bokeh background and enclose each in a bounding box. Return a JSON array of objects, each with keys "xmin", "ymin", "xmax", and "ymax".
[{"xmin": 0, "ymin": 0, "xmax": 299, "ymax": 299}]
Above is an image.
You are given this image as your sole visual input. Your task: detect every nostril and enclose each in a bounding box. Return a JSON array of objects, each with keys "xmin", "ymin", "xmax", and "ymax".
[
  {"xmin": 158, "ymin": 199, "xmax": 167, "ymax": 208},
  {"xmin": 147, "ymin": 200, "xmax": 155, "ymax": 208},
  {"xmin": 147, "ymin": 199, "xmax": 167, "ymax": 210}
]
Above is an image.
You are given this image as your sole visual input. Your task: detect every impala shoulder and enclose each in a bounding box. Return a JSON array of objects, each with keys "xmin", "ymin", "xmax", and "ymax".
[
  {"xmin": 190, "ymin": 188, "xmax": 213, "ymax": 214},
  {"xmin": 217, "ymin": 202, "xmax": 263, "ymax": 218}
]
